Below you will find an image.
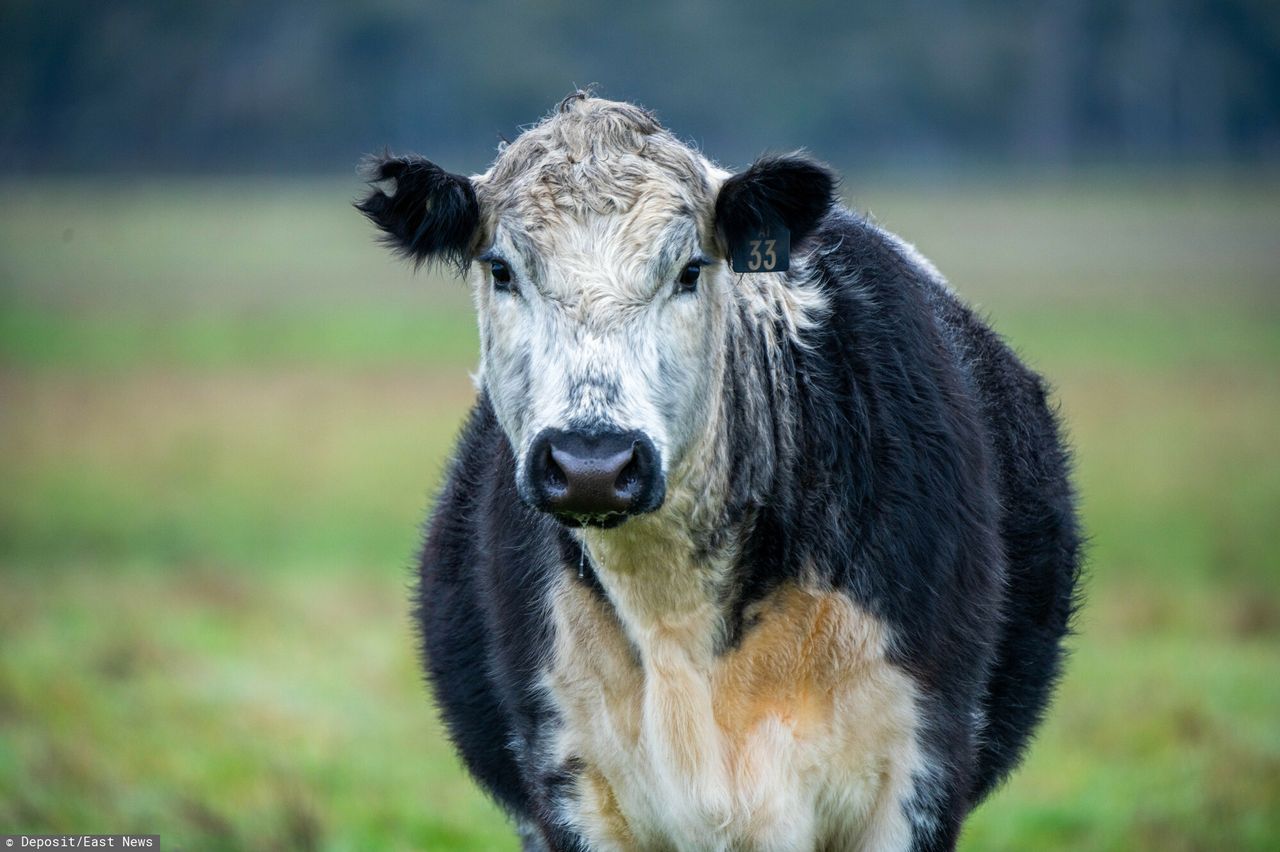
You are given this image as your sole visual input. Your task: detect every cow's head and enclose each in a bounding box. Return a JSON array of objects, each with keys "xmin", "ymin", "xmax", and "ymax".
[{"xmin": 358, "ymin": 94, "xmax": 835, "ymax": 528}]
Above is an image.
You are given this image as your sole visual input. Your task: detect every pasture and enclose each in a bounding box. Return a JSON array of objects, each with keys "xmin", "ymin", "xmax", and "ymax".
[{"xmin": 1, "ymin": 177, "xmax": 1277, "ymax": 850}]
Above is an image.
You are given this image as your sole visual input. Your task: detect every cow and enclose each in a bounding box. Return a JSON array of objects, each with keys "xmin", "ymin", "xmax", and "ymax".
[{"xmin": 356, "ymin": 92, "xmax": 1082, "ymax": 851}]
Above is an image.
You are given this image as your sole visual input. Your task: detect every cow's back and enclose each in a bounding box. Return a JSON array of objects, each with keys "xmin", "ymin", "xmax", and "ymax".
[
  {"xmin": 807, "ymin": 212, "xmax": 1082, "ymax": 807},
  {"xmin": 920, "ymin": 254, "xmax": 1084, "ymax": 800}
]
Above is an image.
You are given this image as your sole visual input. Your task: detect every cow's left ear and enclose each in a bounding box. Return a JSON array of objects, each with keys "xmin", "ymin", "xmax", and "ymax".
[
  {"xmin": 355, "ymin": 153, "xmax": 480, "ymax": 269},
  {"xmin": 714, "ymin": 155, "xmax": 838, "ymax": 258}
]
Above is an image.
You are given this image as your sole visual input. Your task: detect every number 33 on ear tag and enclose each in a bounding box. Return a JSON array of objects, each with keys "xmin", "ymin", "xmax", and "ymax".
[{"xmin": 730, "ymin": 216, "xmax": 791, "ymax": 273}]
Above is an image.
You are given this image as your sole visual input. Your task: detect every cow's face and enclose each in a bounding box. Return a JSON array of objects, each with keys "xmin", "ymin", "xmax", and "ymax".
[
  {"xmin": 473, "ymin": 195, "xmax": 724, "ymax": 527},
  {"xmin": 358, "ymin": 96, "xmax": 834, "ymax": 528}
]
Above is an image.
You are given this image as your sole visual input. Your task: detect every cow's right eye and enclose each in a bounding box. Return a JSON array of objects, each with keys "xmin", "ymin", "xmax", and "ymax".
[{"xmin": 490, "ymin": 259, "xmax": 513, "ymax": 291}]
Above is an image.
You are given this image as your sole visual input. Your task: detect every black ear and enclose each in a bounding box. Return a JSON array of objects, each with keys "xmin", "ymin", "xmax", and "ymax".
[
  {"xmin": 355, "ymin": 154, "xmax": 480, "ymax": 269},
  {"xmin": 714, "ymin": 155, "xmax": 838, "ymax": 254}
]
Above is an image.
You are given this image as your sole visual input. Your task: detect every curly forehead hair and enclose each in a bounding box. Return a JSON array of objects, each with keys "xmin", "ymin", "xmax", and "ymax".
[{"xmin": 475, "ymin": 92, "xmax": 715, "ymax": 229}]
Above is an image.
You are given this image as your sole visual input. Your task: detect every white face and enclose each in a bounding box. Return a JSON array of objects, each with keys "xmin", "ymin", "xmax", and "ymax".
[
  {"xmin": 357, "ymin": 98, "xmax": 835, "ymax": 526},
  {"xmin": 471, "ymin": 199, "xmax": 729, "ymax": 518}
]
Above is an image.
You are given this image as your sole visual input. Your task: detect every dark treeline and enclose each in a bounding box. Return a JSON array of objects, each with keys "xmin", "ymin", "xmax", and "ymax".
[{"xmin": 2, "ymin": 0, "xmax": 1278, "ymax": 175}]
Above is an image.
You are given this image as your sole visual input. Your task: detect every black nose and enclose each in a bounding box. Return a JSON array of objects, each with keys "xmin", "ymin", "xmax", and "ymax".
[{"xmin": 527, "ymin": 429, "xmax": 664, "ymax": 524}]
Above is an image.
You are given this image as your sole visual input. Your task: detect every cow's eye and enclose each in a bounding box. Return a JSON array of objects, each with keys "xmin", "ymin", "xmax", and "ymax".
[
  {"xmin": 676, "ymin": 262, "xmax": 701, "ymax": 294},
  {"xmin": 490, "ymin": 259, "xmax": 513, "ymax": 291}
]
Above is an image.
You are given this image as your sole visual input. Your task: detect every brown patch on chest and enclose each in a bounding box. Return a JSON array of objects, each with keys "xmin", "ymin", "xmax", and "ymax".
[
  {"xmin": 546, "ymin": 577, "xmax": 923, "ymax": 850},
  {"xmin": 714, "ymin": 584, "xmax": 884, "ymax": 738}
]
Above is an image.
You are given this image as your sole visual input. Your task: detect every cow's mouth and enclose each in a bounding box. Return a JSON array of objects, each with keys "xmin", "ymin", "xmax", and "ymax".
[{"xmin": 551, "ymin": 510, "xmax": 632, "ymax": 530}]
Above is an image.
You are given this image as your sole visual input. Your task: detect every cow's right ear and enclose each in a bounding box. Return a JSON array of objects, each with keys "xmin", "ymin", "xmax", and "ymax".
[{"xmin": 355, "ymin": 154, "xmax": 480, "ymax": 269}]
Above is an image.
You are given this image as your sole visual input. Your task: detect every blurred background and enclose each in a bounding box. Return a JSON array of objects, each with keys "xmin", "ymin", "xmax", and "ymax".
[{"xmin": 1, "ymin": 1, "xmax": 1277, "ymax": 850}]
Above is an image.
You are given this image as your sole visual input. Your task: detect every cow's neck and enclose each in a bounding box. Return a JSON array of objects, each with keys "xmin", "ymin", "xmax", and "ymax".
[{"xmin": 579, "ymin": 499, "xmax": 740, "ymax": 665}]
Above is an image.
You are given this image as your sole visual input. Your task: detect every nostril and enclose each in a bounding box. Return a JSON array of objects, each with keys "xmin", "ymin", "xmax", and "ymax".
[
  {"xmin": 614, "ymin": 447, "xmax": 640, "ymax": 497},
  {"xmin": 543, "ymin": 447, "xmax": 567, "ymax": 493}
]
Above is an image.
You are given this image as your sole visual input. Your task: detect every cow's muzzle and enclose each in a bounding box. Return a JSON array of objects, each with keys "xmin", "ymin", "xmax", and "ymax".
[{"xmin": 526, "ymin": 428, "xmax": 664, "ymax": 527}]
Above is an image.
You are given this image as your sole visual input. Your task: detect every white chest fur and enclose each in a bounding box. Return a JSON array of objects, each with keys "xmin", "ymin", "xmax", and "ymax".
[{"xmin": 543, "ymin": 567, "xmax": 930, "ymax": 852}]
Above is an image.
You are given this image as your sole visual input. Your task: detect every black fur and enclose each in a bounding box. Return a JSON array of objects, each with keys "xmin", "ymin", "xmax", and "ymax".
[
  {"xmin": 355, "ymin": 154, "xmax": 479, "ymax": 269},
  {"xmin": 409, "ymin": 204, "xmax": 1081, "ymax": 850},
  {"xmin": 714, "ymin": 154, "xmax": 838, "ymax": 253}
]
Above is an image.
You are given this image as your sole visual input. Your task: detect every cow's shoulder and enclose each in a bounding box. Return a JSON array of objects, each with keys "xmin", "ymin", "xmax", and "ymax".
[{"xmin": 415, "ymin": 393, "xmax": 569, "ymax": 822}]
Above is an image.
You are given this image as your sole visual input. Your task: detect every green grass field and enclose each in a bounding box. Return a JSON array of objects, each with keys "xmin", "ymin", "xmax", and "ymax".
[{"xmin": 2, "ymin": 177, "xmax": 1278, "ymax": 851}]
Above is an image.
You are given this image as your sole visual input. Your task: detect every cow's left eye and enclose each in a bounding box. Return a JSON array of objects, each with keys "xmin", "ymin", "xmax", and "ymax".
[{"xmin": 676, "ymin": 262, "xmax": 701, "ymax": 294}]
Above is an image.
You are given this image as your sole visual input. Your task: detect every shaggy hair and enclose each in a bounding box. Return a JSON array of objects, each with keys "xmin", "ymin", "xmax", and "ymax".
[
  {"xmin": 480, "ymin": 93, "xmax": 713, "ymax": 223},
  {"xmin": 356, "ymin": 94, "xmax": 1082, "ymax": 852}
]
